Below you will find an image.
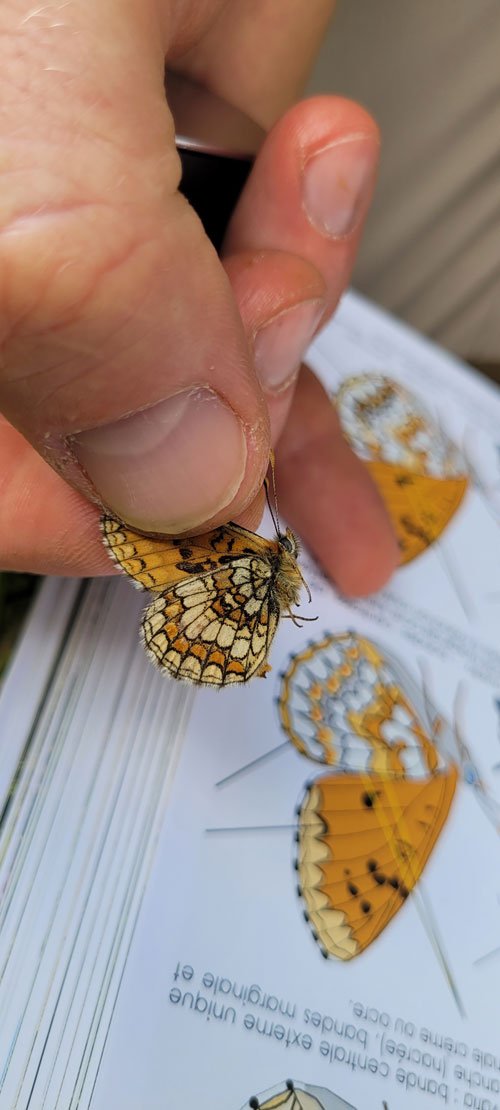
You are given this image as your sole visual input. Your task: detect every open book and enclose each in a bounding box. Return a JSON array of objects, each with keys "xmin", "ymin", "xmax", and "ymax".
[{"xmin": 1, "ymin": 291, "xmax": 500, "ymax": 1110}]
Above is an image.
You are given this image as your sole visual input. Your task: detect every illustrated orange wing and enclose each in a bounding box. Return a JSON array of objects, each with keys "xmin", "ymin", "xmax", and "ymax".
[
  {"xmin": 334, "ymin": 374, "xmax": 469, "ymax": 565},
  {"xmin": 366, "ymin": 460, "xmax": 468, "ymax": 564},
  {"xmin": 241, "ymin": 1080, "xmax": 356, "ymax": 1110},
  {"xmin": 101, "ymin": 514, "xmax": 274, "ymax": 591},
  {"xmin": 297, "ymin": 768, "xmax": 458, "ymax": 960}
]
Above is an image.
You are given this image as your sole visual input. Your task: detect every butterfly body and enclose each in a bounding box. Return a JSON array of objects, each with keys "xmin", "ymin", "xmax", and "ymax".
[{"xmin": 101, "ymin": 516, "xmax": 303, "ymax": 687}]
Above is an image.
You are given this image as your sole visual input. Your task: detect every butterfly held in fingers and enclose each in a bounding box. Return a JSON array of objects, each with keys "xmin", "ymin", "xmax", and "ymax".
[{"xmin": 100, "ymin": 471, "xmax": 314, "ymax": 687}]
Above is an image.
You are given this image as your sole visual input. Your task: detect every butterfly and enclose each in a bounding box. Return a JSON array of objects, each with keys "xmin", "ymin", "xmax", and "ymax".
[
  {"xmin": 278, "ymin": 632, "xmax": 459, "ymax": 960},
  {"xmin": 241, "ymin": 1079, "xmax": 356, "ymax": 1110},
  {"xmin": 334, "ymin": 374, "xmax": 468, "ymax": 564},
  {"xmin": 100, "ymin": 501, "xmax": 308, "ymax": 686}
]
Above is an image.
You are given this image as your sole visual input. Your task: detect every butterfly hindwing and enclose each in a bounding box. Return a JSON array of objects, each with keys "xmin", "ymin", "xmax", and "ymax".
[
  {"xmin": 297, "ymin": 767, "xmax": 458, "ymax": 960},
  {"xmin": 141, "ymin": 556, "xmax": 279, "ymax": 685}
]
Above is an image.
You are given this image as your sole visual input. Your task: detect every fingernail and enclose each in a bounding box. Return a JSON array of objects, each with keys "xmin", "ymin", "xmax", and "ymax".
[
  {"xmin": 303, "ymin": 135, "xmax": 379, "ymax": 239},
  {"xmin": 71, "ymin": 388, "xmax": 247, "ymax": 533},
  {"xmin": 254, "ymin": 299, "xmax": 325, "ymax": 394}
]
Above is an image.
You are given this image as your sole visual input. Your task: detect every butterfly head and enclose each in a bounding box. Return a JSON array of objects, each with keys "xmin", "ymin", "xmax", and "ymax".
[
  {"xmin": 275, "ymin": 529, "xmax": 317, "ymax": 623},
  {"xmin": 277, "ymin": 528, "xmax": 299, "ymax": 559}
]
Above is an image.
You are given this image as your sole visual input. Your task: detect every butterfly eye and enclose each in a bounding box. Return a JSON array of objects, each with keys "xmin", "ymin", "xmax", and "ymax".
[{"xmin": 279, "ymin": 534, "xmax": 294, "ymax": 553}]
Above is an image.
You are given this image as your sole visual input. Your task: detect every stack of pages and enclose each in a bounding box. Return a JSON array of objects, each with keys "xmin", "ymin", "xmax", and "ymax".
[{"xmin": 1, "ymin": 291, "xmax": 500, "ymax": 1110}]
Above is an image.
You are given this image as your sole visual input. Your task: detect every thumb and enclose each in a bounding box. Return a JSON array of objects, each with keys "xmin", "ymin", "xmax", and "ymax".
[{"xmin": 0, "ymin": 1, "xmax": 269, "ymax": 535}]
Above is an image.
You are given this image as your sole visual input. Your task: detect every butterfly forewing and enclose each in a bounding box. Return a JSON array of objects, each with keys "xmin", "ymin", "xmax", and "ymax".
[
  {"xmin": 101, "ymin": 516, "xmax": 274, "ymax": 591},
  {"xmin": 366, "ymin": 461, "xmax": 468, "ymax": 564},
  {"xmin": 297, "ymin": 768, "xmax": 457, "ymax": 960}
]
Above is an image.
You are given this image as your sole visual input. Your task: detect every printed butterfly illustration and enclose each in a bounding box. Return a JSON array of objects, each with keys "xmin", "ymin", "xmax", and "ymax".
[
  {"xmin": 240, "ymin": 1079, "xmax": 356, "ymax": 1110},
  {"xmin": 101, "ymin": 511, "xmax": 306, "ymax": 687},
  {"xmin": 278, "ymin": 633, "xmax": 461, "ymax": 960},
  {"xmin": 334, "ymin": 374, "xmax": 468, "ymax": 564}
]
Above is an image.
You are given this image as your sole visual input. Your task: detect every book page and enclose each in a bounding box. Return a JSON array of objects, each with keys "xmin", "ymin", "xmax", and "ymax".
[
  {"xmin": 91, "ymin": 293, "xmax": 500, "ymax": 1110},
  {"xmin": 1, "ymin": 292, "xmax": 500, "ymax": 1110}
]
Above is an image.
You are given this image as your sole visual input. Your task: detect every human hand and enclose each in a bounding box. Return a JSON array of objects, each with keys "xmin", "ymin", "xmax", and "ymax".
[{"xmin": 0, "ymin": 0, "xmax": 398, "ymax": 593}]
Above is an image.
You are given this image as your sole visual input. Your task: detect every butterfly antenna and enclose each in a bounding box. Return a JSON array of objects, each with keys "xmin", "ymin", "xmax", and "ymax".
[{"xmin": 264, "ymin": 450, "xmax": 282, "ymax": 537}]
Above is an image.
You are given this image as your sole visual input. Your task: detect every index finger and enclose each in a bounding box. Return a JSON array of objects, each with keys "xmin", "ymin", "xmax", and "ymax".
[{"xmin": 175, "ymin": 0, "xmax": 336, "ymax": 125}]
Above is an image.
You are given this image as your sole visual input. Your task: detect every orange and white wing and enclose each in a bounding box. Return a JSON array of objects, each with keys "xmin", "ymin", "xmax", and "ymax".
[
  {"xmin": 101, "ymin": 514, "xmax": 272, "ymax": 592},
  {"xmin": 334, "ymin": 374, "xmax": 468, "ymax": 564},
  {"xmin": 141, "ymin": 555, "xmax": 279, "ymax": 686},
  {"xmin": 279, "ymin": 631, "xmax": 440, "ymax": 774},
  {"xmin": 296, "ymin": 767, "xmax": 457, "ymax": 960},
  {"xmin": 239, "ymin": 1080, "xmax": 356, "ymax": 1109}
]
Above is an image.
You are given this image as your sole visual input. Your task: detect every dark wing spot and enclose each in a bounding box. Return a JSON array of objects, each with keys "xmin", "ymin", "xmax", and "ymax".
[
  {"xmin": 347, "ymin": 882, "xmax": 359, "ymax": 896},
  {"xmin": 177, "ymin": 559, "xmax": 214, "ymax": 574},
  {"xmin": 361, "ymin": 791, "xmax": 377, "ymax": 808},
  {"xmin": 361, "ymin": 901, "xmax": 372, "ymax": 914},
  {"xmin": 400, "ymin": 516, "xmax": 432, "ymax": 544},
  {"xmin": 179, "ymin": 546, "xmax": 192, "ymax": 559}
]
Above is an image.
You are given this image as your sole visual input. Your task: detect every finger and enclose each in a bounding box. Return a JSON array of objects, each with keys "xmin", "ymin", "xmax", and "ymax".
[
  {"xmin": 1, "ymin": 246, "xmax": 316, "ymax": 575},
  {"xmin": 0, "ymin": 417, "xmax": 109, "ymax": 576},
  {"xmin": 222, "ymin": 249, "xmax": 397, "ymax": 596},
  {"xmin": 0, "ymin": 416, "xmax": 266, "ymax": 576},
  {"xmin": 223, "ymin": 248, "xmax": 326, "ymax": 440},
  {"xmin": 277, "ymin": 366, "xmax": 400, "ymax": 595},
  {"xmin": 176, "ymin": 0, "xmax": 336, "ymax": 126},
  {"xmin": 226, "ymin": 96, "xmax": 380, "ymax": 317},
  {"xmin": 0, "ymin": 0, "xmax": 271, "ymax": 540},
  {"xmin": 224, "ymin": 95, "xmax": 380, "ymax": 460}
]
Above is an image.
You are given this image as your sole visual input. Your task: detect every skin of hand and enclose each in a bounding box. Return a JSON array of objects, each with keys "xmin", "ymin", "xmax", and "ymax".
[{"xmin": 0, "ymin": 0, "xmax": 399, "ymax": 594}]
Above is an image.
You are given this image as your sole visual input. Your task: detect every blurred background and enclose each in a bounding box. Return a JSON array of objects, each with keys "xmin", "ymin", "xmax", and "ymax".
[{"xmin": 308, "ymin": 0, "xmax": 500, "ymax": 374}]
